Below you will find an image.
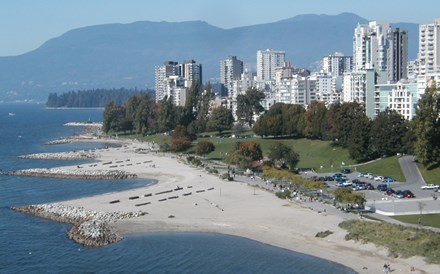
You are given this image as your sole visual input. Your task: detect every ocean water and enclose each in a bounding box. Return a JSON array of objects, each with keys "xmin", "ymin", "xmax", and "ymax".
[{"xmin": 0, "ymin": 103, "xmax": 355, "ymax": 274}]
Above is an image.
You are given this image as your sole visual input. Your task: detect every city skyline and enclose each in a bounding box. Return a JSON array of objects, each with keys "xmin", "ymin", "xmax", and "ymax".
[{"xmin": 1, "ymin": 0, "xmax": 439, "ymax": 56}]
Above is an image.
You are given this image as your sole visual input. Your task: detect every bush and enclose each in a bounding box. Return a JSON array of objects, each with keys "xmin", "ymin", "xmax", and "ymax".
[
  {"xmin": 315, "ymin": 230, "xmax": 333, "ymax": 238},
  {"xmin": 275, "ymin": 191, "xmax": 291, "ymax": 199}
]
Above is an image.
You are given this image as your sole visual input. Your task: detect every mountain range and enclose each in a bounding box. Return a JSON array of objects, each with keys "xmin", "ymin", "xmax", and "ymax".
[{"xmin": 0, "ymin": 13, "xmax": 419, "ymax": 101}]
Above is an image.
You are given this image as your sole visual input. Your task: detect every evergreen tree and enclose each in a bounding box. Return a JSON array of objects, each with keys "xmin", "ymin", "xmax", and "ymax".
[
  {"xmin": 413, "ymin": 85, "xmax": 440, "ymax": 168},
  {"xmin": 370, "ymin": 109, "xmax": 408, "ymax": 157}
]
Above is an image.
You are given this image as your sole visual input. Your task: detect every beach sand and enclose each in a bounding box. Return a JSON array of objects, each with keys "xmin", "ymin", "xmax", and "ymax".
[{"xmin": 44, "ymin": 139, "xmax": 438, "ymax": 273}]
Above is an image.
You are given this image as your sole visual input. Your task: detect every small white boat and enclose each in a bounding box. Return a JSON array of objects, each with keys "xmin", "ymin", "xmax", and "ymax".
[{"xmin": 8, "ymin": 112, "xmax": 15, "ymax": 116}]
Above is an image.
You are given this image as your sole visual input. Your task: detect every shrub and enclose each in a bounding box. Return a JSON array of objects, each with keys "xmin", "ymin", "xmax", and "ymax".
[
  {"xmin": 315, "ymin": 230, "xmax": 333, "ymax": 238},
  {"xmin": 275, "ymin": 191, "xmax": 291, "ymax": 199}
]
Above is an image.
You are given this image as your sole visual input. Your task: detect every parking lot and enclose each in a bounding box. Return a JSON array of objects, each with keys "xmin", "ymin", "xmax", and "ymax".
[{"xmin": 305, "ymin": 169, "xmax": 440, "ymax": 216}]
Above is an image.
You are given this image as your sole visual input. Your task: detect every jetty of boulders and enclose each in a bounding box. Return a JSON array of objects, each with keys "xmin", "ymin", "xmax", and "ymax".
[
  {"xmin": 13, "ymin": 203, "xmax": 146, "ymax": 246},
  {"xmin": 17, "ymin": 151, "xmax": 99, "ymax": 160},
  {"xmin": 2, "ymin": 168, "xmax": 137, "ymax": 180}
]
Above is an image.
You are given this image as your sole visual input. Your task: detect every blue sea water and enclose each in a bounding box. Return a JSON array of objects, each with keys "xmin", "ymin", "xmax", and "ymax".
[{"xmin": 0, "ymin": 103, "xmax": 356, "ymax": 274}]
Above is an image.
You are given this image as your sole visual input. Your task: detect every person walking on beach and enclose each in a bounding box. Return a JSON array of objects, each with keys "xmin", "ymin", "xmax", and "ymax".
[{"xmin": 383, "ymin": 262, "xmax": 390, "ymax": 273}]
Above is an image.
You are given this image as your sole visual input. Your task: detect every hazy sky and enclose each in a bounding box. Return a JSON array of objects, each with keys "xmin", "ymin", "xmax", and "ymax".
[{"xmin": 1, "ymin": 0, "xmax": 439, "ymax": 56}]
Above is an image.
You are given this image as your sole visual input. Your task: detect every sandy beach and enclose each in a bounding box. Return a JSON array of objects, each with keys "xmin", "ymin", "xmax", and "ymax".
[{"xmin": 16, "ymin": 139, "xmax": 439, "ymax": 273}]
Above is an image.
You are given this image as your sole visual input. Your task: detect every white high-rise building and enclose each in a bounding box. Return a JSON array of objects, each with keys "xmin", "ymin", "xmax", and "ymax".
[
  {"xmin": 309, "ymin": 72, "xmax": 341, "ymax": 105},
  {"xmin": 220, "ymin": 56, "xmax": 243, "ymax": 97},
  {"xmin": 322, "ymin": 52, "xmax": 353, "ymax": 76},
  {"xmin": 353, "ymin": 21, "xmax": 408, "ymax": 83},
  {"xmin": 155, "ymin": 60, "xmax": 202, "ymax": 105},
  {"xmin": 374, "ymin": 81, "xmax": 418, "ymax": 120},
  {"xmin": 418, "ymin": 19, "xmax": 440, "ymax": 75},
  {"xmin": 155, "ymin": 61, "xmax": 179, "ymax": 102},
  {"xmin": 180, "ymin": 60, "xmax": 202, "ymax": 88},
  {"xmin": 256, "ymin": 49, "xmax": 285, "ymax": 81},
  {"xmin": 353, "ymin": 21, "xmax": 391, "ymax": 71}
]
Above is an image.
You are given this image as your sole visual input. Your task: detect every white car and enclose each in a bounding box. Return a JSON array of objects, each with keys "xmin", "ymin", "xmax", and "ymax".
[
  {"xmin": 421, "ymin": 184, "xmax": 439, "ymax": 190},
  {"xmin": 374, "ymin": 176, "xmax": 385, "ymax": 181}
]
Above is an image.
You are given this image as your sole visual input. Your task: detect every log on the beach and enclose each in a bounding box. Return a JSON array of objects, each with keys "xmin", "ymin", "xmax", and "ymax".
[
  {"xmin": 135, "ymin": 202, "xmax": 151, "ymax": 207},
  {"xmin": 155, "ymin": 190, "xmax": 173, "ymax": 195}
]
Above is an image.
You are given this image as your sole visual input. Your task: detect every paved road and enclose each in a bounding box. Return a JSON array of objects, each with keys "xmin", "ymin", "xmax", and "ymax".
[{"xmin": 399, "ymin": 155, "xmax": 425, "ymax": 184}]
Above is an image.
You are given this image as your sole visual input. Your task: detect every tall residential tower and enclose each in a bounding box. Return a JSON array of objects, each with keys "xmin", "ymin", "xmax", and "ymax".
[
  {"xmin": 256, "ymin": 49, "xmax": 285, "ymax": 81},
  {"xmin": 220, "ymin": 56, "xmax": 243, "ymax": 97}
]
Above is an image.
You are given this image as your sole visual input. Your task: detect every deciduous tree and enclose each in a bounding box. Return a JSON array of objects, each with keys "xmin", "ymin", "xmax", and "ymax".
[
  {"xmin": 267, "ymin": 143, "xmax": 300, "ymax": 171},
  {"xmin": 207, "ymin": 106, "xmax": 234, "ymax": 134}
]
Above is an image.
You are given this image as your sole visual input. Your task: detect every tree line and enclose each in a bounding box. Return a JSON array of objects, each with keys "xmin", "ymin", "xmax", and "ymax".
[
  {"xmin": 46, "ymin": 88, "xmax": 152, "ymax": 108},
  {"xmin": 254, "ymin": 85, "xmax": 440, "ymax": 169},
  {"xmin": 103, "ymin": 81, "xmax": 440, "ymax": 170},
  {"xmin": 102, "ymin": 82, "xmax": 235, "ymax": 140},
  {"xmin": 253, "ymin": 100, "xmax": 410, "ymax": 163}
]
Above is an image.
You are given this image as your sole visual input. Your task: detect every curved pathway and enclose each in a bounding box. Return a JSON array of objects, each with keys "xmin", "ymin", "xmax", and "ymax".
[{"xmin": 399, "ymin": 155, "xmax": 425, "ymax": 185}]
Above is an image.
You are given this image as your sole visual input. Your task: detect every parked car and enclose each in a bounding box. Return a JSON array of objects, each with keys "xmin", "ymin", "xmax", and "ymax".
[
  {"xmin": 341, "ymin": 168, "xmax": 351, "ymax": 174},
  {"xmin": 366, "ymin": 173, "xmax": 375, "ymax": 180},
  {"xmin": 402, "ymin": 190, "xmax": 415, "ymax": 198},
  {"xmin": 377, "ymin": 184, "xmax": 388, "ymax": 191},
  {"xmin": 393, "ymin": 190, "xmax": 404, "ymax": 198},
  {"xmin": 365, "ymin": 183, "xmax": 375, "ymax": 190},
  {"xmin": 333, "ymin": 173, "xmax": 343, "ymax": 179},
  {"xmin": 421, "ymin": 184, "xmax": 439, "ymax": 190},
  {"xmin": 336, "ymin": 181, "xmax": 345, "ymax": 187},
  {"xmin": 358, "ymin": 172, "xmax": 368, "ymax": 178},
  {"xmin": 386, "ymin": 188, "xmax": 395, "ymax": 196},
  {"xmin": 384, "ymin": 176, "xmax": 395, "ymax": 182},
  {"xmin": 352, "ymin": 181, "xmax": 366, "ymax": 191},
  {"xmin": 374, "ymin": 175, "xmax": 385, "ymax": 182}
]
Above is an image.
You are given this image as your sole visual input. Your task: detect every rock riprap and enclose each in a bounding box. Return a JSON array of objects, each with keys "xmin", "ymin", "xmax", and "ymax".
[
  {"xmin": 18, "ymin": 151, "xmax": 99, "ymax": 160},
  {"xmin": 13, "ymin": 203, "xmax": 146, "ymax": 246},
  {"xmin": 2, "ymin": 168, "xmax": 137, "ymax": 179}
]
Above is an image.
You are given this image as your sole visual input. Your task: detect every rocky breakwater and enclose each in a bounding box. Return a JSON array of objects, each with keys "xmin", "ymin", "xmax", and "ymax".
[
  {"xmin": 13, "ymin": 203, "xmax": 146, "ymax": 246},
  {"xmin": 2, "ymin": 168, "xmax": 137, "ymax": 180},
  {"xmin": 17, "ymin": 151, "xmax": 99, "ymax": 160}
]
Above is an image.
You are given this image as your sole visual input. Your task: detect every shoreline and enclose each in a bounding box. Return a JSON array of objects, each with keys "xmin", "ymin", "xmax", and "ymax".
[{"xmin": 13, "ymin": 139, "xmax": 439, "ymax": 273}]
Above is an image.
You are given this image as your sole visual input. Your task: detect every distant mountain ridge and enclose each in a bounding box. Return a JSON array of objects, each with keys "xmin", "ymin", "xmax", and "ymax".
[{"xmin": 0, "ymin": 13, "xmax": 419, "ymax": 101}]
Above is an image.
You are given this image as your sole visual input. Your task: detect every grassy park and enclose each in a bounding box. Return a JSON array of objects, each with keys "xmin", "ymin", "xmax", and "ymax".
[{"xmin": 132, "ymin": 132, "xmax": 440, "ymax": 185}]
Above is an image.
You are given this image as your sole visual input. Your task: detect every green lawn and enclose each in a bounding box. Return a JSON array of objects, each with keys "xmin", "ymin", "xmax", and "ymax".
[
  {"xmin": 353, "ymin": 156, "xmax": 405, "ymax": 182},
  {"xmin": 128, "ymin": 133, "xmax": 415, "ymax": 180},
  {"xmin": 392, "ymin": 214, "xmax": 440, "ymax": 229},
  {"xmin": 197, "ymin": 136, "xmax": 354, "ymax": 172},
  {"xmin": 418, "ymin": 165, "xmax": 440, "ymax": 185}
]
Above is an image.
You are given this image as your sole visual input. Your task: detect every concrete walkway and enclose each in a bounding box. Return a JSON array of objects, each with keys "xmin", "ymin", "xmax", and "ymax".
[{"xmin": 399, "ymin": 155, "xmax": 425, "ymax": 185}]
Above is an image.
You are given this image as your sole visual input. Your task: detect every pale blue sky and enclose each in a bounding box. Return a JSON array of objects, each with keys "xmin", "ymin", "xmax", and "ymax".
[{"xmin": 1, "ymin": 0, "xmax": 439, "ymax": 56}]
